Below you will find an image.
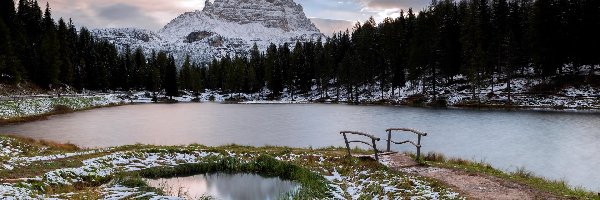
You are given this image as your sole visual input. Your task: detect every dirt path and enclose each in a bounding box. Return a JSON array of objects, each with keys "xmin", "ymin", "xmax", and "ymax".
[{"xmin": 380, "ymin": 153, "xmax": 563, "ymax": 200}]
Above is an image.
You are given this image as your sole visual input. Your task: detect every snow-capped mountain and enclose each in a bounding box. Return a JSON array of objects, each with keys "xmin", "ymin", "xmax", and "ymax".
[{"xmin": 92, "ymin": 0, "xmax": 323, "ymax": 65}]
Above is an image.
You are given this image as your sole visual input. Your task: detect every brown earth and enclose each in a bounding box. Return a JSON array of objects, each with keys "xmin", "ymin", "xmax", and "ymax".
[{"xmin": 380, "ymin": 153, "xmax": 565, "ymax": 200}]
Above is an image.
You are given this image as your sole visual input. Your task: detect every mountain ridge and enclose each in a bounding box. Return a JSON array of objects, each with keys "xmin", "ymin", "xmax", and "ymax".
[{"xmin": 92, "ymin": 0, "xmax": 323, "ymax": 65}]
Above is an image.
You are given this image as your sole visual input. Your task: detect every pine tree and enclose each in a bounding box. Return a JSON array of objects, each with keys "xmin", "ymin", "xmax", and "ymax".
[
  {"xmin": 321, "ymin": 38, "xmax": 336, "ymax": 98},
  {"xmin": 155, "ymin": 52, "xmax": 170, "ymax": 92},
  {"xmin": 580, "ymin": 0, "xmax": 600, "ymax": 71},
  {"xmin": 278, "ymin": 43, "xmax": 291, "ymax": 94},
  {"xmin": 94, "ymin": 40, "xmax": 117, "ymax": 90},
  {"xmin": 144, "ymin": 51, "xmax": 161, "ymax": 92},
  {"xmin": 0, "ymin": 0, "xmax": 16, "ymax": 26},
  {"xmin": 0, "ymin": 19, "xmax": 22, "ymax": 83},
  {"xmin": 249, "ymin": 43, "xmax": 264, "ymax": 92},
  {"xmin": 131, "ymin": 48, "xmax": 146, "ymax": 89},
  {"xmin": 265, "ymin": 43, "xmax": 282, "ymax": 98},
  {"xmin": 17, "ymin": 0, "xmax": 42, "ymax": 84},
  {"xmin": 39, "ymin": 3, "xmax": 60, "ymax": 88},
  {"xmin": 77, "ymin": 27, "xmax": 95, "ymax": 89},
  {"xmin": 290, "ymin": 41, "xmax": 304, "ymax": 100},
  {"xmin": 165, "ymin": 54, "xmax": 179, "ymax": 98},
  {"xmin": 56, "ymin": 18, "xmax": 73, "ymax": 85},
  {"xmin": 0, "ymin": 0, "xmax": 19, "ymax": 82},
  {"xmin": 531, "ymin": 0, "xmax": 562, "ymax": 78},
  {"xmin": 300, "ymin": 41, "xmax": 315, "ymax": 94},
  {"xmin": 179, "ymin": 55, "xmax": 193, "ymax": 91},
  {"xmin": 313, "ymin": 39, "xmax": 325, "ymax": 97},
  {"xmin": 243, "ymin": 57, "xmax": 257, "ymax": 93}
]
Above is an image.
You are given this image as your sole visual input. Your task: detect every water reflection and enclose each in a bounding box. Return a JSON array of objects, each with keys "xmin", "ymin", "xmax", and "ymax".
[
  {"xmin": 0, "ymin": 103, "xmax": 598, "ymax": 190},
  {"xmin": 145, "ymin": 173, "xmax": 300, "ymax": 199}
]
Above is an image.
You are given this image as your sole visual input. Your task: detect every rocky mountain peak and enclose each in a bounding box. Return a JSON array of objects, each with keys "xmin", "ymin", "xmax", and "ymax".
[
  {"xmin": 93, "ymin": 0, "xmax": 323, "ymax": 65},
  {"xmin": 200, "ymin": 0, "xmax": 319, "ymax": 32}
]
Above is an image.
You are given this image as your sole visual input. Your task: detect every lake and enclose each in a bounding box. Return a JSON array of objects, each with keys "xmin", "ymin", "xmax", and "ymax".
[
  {"xmin": 0, "ymin": 103, "xmax": 598, "ymax": 190},
  {"xmin": 146, "ymin": 173, "xmax": 300, "ymax": 199}
]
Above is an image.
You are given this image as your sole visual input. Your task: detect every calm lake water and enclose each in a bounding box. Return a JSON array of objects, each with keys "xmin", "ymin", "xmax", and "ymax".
[
  {"xmin": 146, "ymin": 173, "xmax": 299, "ymax": 199},
  {"xmin": 0, "ymin": 103, "xmax": 598, "ymax": 190}
]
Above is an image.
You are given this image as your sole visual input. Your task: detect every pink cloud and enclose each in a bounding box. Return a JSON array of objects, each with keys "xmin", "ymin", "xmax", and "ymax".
[{"xmin": 43, "ymin": 0, "xmax": 206, "ymax": 30}]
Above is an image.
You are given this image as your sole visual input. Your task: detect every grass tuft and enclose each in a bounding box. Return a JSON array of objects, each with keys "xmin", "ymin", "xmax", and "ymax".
[
  {"xmin": 424, "ymin": 152, "xmax": 446, "ymax": 162},
  {"xmin": 7, "ymin": 135, "xmax": 80, "ymax": 152}
]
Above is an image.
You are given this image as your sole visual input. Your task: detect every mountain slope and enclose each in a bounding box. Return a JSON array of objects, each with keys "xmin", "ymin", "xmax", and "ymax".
[{"xmin": 92, "ymin": 0, "xmax": 323, "ymax": 65}]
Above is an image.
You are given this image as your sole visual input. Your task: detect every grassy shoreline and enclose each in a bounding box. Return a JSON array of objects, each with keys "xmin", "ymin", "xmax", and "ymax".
[
  {"xmin": 0, "ymin": 95, "xmax": 127, "ymax": 125},
  {"xmin": 415, "ymin": 152, "xmax": 599, "ymax": 199},
  {"xmin": 0, "ymin": 103, "xmax": 126, "ymax": 125},
  {"xmin": 2, "ymin": 96, "xmax": 598, "ymax": 126},
  {"xmin": 0, "ymin": 136, "xmax": 596, "ymax": 199},
  {"xmin": 0, "ymin": 136, "xmax": 462, "ymax": 199}
]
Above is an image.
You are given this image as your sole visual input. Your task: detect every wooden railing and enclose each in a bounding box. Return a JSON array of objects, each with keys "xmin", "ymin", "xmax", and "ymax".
[
  {"xmin": 385, "ymin": 128, "xmax": 428, "ymax": 160},
  {"xmin": 340, "ymin": 131, "xmax": 381, "ymax": 161}
]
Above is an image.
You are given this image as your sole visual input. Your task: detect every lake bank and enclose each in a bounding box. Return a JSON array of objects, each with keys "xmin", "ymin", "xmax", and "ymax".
[
  {"xmin": 0, "ymin": 136, "xmax": 595, "ymax": 199},
  {"xmin": 1, "ymin": 103, "xmax": 599, "ymax": 191},
  {"xmin": 1, "ymin": 89, "xmax": 598, "ymax": 125}
]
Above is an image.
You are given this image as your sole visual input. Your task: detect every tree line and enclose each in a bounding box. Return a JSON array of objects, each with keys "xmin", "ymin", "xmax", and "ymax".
[
  {"xmin": 0, "ymin": 0, "xmax": 179, "ymax": 96},
  {"xmin": 2, "ymin": 0, "xmax": 599, "ymax": 101},
  {"xmin": 193, "ymin": 0, "xmax": 599, "ymax": 101}
]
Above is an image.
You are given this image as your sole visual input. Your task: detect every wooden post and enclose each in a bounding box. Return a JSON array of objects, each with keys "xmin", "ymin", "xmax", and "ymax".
[
  {"xmin": 372, "ymin": 138, "xmax": 379, "ymax": 161},
  {"xmin": 416, "ymin": 135, "xmax": 422, "ymax": 160},
  {"xmin": 342, "ymin": 133, "xmax": 351, "ymax": 157},
  {"xmin": 386, "ymin": 130, "xmax": 391, "ymax": 152}
]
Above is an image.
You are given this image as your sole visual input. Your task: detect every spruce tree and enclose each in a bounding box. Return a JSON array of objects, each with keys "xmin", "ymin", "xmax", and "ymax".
[
  {"xmin": 249, "ymin": 43, "xmax": 264, "ymax": 91},
  {"xmin": 57, "ymin": 18, "xmax": 73, "ymax": 85},
  {"xmin": 290, "ymin": 42, "xmax": 304, "ymax": 100},
  {"xmin": 265, "ymin": 43, "xmax": 282, "ymax": 98},
  {"xmin": 0, "ymin": 19, "xmax": 22, "ymax": 83},
  {"xmin": 39, "ymin": 3, "xmax": 60, "ymax": 88},
  {"xmin": 0, "ymin": 0, "xmax": 16, "ymax": 26},
  {"xmin": 165, "ymin": 54, "xmax": 178, "ymax": 98},
  {"xmin": 179, "ymin": 55, "xmax": 193, "ymax": 91}
]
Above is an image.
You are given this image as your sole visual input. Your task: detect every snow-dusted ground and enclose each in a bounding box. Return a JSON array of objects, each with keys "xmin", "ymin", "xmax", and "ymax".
[
  {"xmin": 1, "ymin": 149, "xmax": 109, "ymax": 171},
  {"xmin": 165, "ymin": 76, "xmax": 598, "ymax": 110},
  {"xmin": 1, "ymin": 73, "xmax": 597, "ymax": 122},
  {"xmin": 0, "ymin": 94, "xmax": 126, "ymax": 119},
  {"xmin": 200, "ymin": 75, "xmax": 599, "ymax": 110},
  {"xmin": 0, "ymin": 140, "xmax": 463, "ymax": 199}
]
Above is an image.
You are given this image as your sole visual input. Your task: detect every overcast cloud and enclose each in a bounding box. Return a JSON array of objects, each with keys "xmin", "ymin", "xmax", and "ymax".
[{"xmin": 42, "ymin": 0, "xmax": 429, "ymax": 33}]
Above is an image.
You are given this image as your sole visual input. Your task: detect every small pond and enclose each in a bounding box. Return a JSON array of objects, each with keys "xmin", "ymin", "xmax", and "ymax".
[{"xmin": 145, "ymin": 173, "xmax": 300, "ymax": 200}]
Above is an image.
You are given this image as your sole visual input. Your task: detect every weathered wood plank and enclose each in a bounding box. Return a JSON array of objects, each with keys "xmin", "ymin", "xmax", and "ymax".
[
  {"xmin": 386, "ymin": 128, "xmax": 428, "ymax": 136},
  {"xmin": 340, "ymin": 131, "xmax": 381, "ymax": 140}
]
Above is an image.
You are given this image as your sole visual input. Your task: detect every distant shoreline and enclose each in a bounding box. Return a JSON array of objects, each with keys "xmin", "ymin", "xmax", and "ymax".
[{"xmin": 1, "ymin": 93, "xmax": 598, "ymax": 126}]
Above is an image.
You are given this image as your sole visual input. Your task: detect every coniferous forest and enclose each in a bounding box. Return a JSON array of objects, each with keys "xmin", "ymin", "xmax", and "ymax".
[
  {"xmin": 1, "ymin": 0, "xmax": 599, "ymax": 102},
  {"xmin": 0, "ymin": 0, "xmax": 179, "ymax": 96}
]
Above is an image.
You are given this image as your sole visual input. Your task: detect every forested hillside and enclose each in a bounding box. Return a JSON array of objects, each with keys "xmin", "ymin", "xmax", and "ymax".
[
  {"xmin": 0, "ymin": 0, "xmax": 179, "ymax": 96},
  {"xmin": 1, "ymin": 0, "xmax": 599, "ymax": 106},
  {"xmin": 200, "ymin": 0, "xmax": 599, "ymax": 103}
]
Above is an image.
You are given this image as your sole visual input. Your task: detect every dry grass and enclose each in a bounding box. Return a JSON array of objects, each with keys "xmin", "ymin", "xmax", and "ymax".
[
  {"xmin": 51, "ymin": 105, "xmax": 73, "ymax": 113},
  {"xmin": 423, "ymin": 152, "xmax": 447, "ymax": 162},
  {"xmin": 7, "ymin": 135, "xmax": 80, "ymax": 152}
]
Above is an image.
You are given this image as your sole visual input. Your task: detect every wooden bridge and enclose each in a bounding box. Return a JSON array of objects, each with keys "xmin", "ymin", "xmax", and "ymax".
[{"xmin": 340, "ymin": 128, "xmax": 428, "ymax": 161}]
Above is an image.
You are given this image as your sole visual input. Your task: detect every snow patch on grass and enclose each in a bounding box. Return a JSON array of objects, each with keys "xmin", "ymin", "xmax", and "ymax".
[
  {"xmin": 0, "ymin": 144, "xmax": 464, "ymax": 199},
  {"xmin": 1, "ymin": 149, "xmax": 109, "ymax": 171},
  {"xmin": 0, "ymin": 95, "xmax": 126, "ymax": 119},
  {"xmin": 43, "ymin": 150, "xmax": 220, "ymax": 185}
]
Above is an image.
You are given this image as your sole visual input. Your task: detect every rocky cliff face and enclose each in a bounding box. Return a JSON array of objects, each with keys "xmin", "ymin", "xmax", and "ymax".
[
  {"xmin": 93, "ymin": 0, "xmax": 323, "ymax": 65},
  {"xmin": 202, "ymin": 0, "xmax": 319, "ymax": 32}
]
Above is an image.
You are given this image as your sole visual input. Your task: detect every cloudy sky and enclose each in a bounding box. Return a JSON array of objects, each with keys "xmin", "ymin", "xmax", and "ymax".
[{"xmin": 42, "ymin": 0, "xmax": 430, "ymax": 34}]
